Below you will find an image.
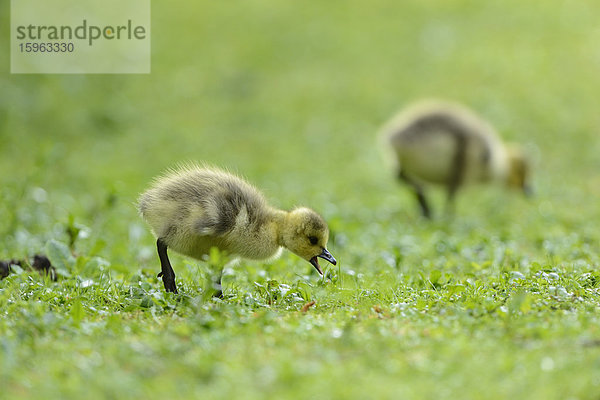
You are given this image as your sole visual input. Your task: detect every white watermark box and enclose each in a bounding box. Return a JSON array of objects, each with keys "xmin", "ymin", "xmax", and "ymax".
[{"xmin": 11, "ymin": 0, "xmax": 150, "ymax": 74}]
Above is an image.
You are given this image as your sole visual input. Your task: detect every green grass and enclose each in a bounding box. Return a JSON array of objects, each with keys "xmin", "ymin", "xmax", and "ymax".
[{"xmin": 2, "ymin": 0, "xmax": 600, "ymax": 398}]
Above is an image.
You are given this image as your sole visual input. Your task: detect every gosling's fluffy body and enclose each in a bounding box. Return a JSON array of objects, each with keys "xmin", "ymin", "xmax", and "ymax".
[
  {"xmin": 386, "ymin": 101, "xmax": 508, "ymax": 184},
  {"xmin": 381, "ymin": 100, "xmax": 529, "ymax": 217},
  {"xmin": 138, "ymin": 165, "xmax": 335, "ymax": 293},
  {"xmin": 139, "ymin": 167, "xmax": 279, "ymax": 260}
]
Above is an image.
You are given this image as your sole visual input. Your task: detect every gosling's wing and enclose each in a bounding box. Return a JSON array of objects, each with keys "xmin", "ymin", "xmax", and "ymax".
[
  {"xmin": 193, "ymin": 197, "xmax": 235, "ymax": 237},
  {"xmin": 192, "ymin": 182, "xmax": 262, "ymax": 237}
]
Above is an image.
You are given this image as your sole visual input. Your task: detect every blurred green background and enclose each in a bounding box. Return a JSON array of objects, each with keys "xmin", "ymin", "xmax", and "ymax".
[
  {"xmin": 2, "ymin": 0, "xmax": 599, "ymax": 260},
  {"xmin": 2, "ymin": 0, "xmax": 600, "ymax": 399},
  {"xmin": 2, "ymin": 0, "xmax": 600, "ymax": 223}
]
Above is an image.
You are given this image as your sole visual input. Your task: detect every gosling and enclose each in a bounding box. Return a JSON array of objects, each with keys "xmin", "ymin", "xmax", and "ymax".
[
  {"xmin": 138, "ymin": 165, "xmax": 337, "ymax": 294},
  {"xmin": 381, "ymin": 100, "xmax": 530, "ymax": 218}
]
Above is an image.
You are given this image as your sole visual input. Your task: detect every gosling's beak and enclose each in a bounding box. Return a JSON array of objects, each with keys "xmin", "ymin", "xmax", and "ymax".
[
  {"xmin": 309, "ymin": 248, "xmax": 337, "ymax": 276},
  {"xmin": 523, "ymin": 185, "xmax": 534, "ymax": 197},
  {"xmin": 319, "ymin": 248, "xmax": 337, "ymax": 265}
]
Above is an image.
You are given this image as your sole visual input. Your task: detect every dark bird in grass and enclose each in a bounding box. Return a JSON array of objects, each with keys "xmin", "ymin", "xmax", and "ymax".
[
  {"xmin": 380, "ymin": 100, "xmax": 531, "ymax": 218},
  {"xmin": 138, "ymin": 164, "xmax": 337, "ymax": 295},
  {"xmin": 0, "ymin": 255, "xmax": 55, "ymax": 281}
]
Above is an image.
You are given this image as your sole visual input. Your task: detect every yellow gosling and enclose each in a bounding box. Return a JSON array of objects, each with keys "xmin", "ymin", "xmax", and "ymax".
[
  {"xmin": 138, "ymin": 165, "xmax": 336, "ymax": 294},
  {"xmin": 380, "ymin": 100, "xmax": 530, "ymax": 218}
]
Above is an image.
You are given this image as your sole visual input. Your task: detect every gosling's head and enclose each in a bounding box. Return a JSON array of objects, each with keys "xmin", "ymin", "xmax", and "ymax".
[
  {"xmin": 281, "ymin": 207, "xmax": 337, "ymax": 275},
  {"xmin": 505, "ymin": 144, "xmax": 532, "ymax": 195}
]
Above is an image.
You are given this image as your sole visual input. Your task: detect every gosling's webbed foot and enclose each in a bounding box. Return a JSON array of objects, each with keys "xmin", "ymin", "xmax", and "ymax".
[
  {"xmin": 162, "ymin": 276, "xmax": 178, "ymax": 294},
  {"xmin": 158, "ymin": 270, "xmax": 178, "ymax": 293}
]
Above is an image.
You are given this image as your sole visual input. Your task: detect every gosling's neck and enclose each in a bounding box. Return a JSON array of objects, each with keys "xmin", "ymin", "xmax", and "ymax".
[{"xmin": 266, "ymin": 208, "xmax": 288, "ymax": 248}]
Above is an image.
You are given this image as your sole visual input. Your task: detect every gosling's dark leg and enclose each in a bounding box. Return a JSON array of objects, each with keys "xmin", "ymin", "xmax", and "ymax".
[
  {"xmin": 446, "ymin": 164, "xmax": 462, "ymax": 215},
  {"xmin": 415, "ymin": 189, "xmax": 431, "ymax": 219},
  {"xmin": 399, "ymin": 170, "xmax": 431, "ymax": 218},
  {"xmin": 156, "ymin": 238, "xmax": 178, "ymax": 293}
]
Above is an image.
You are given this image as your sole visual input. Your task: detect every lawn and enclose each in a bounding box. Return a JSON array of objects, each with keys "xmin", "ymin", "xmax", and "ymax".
[{"xmin": 2, "ymin": 0, "xmax": 600, "ymax": 399}]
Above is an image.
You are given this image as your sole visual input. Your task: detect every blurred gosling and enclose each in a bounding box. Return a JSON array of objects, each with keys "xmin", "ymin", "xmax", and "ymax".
[
  {"xmin": 380, "ymin": 100, "xmax": 531, "ymax": 218},
  {"xmin": 138, "ymin": 165, "xmax": 337, "ymax": 294}
]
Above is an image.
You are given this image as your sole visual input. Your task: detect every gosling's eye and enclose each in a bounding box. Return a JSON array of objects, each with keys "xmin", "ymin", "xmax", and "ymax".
[{"xmin": 308, "ymin": 236, "xmax": 318, "ymax": 245}]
